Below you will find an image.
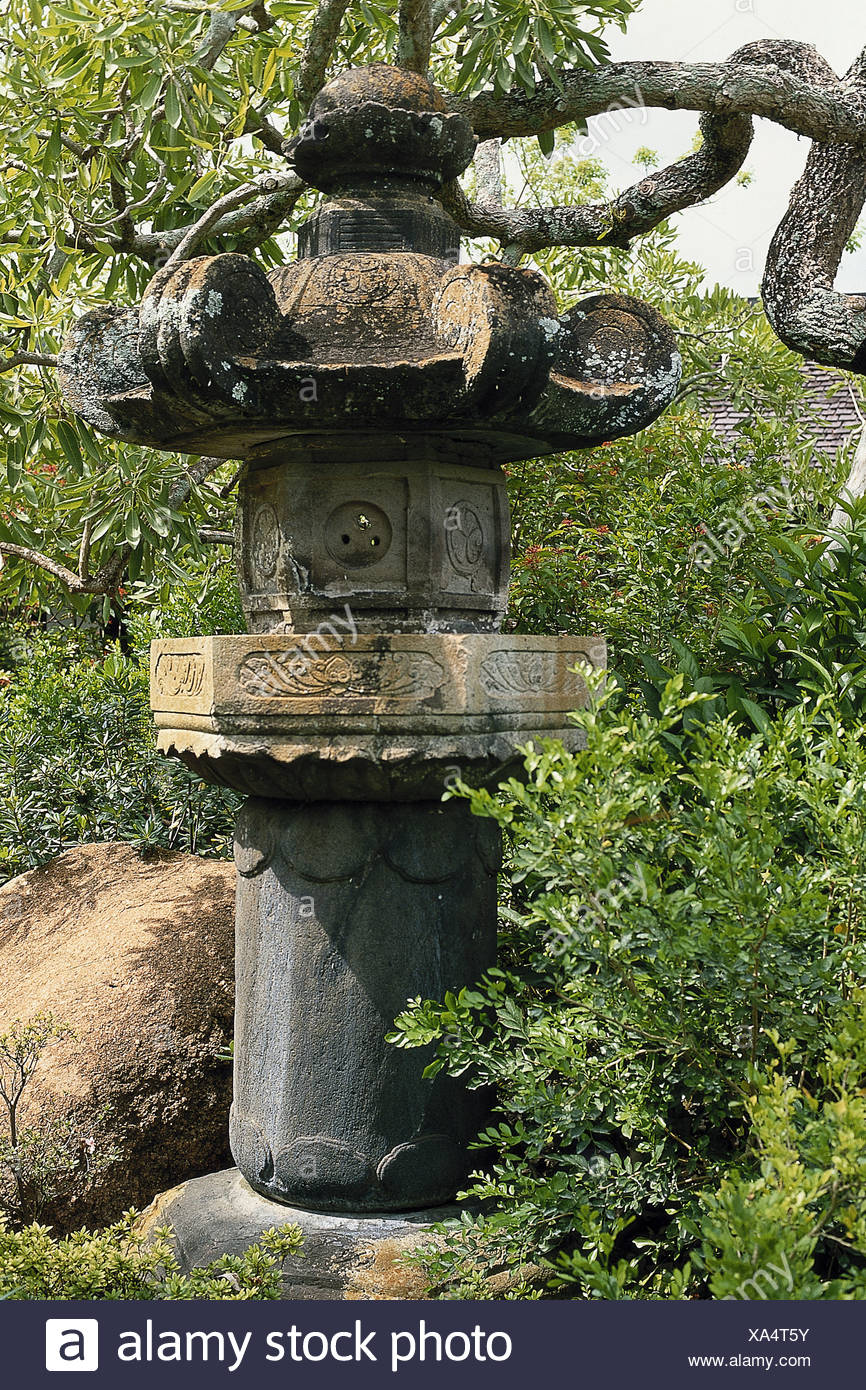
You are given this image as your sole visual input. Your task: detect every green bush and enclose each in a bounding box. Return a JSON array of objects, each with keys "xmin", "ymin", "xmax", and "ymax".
[
  {"xmin": 391, "ymin": 680, "xmax": 866, "ymax": 1298},
  {"xmin": 0, "ymin": 627, "xmax": 238, "ymax": 884},
  {"xmin": 0, "ymin": 1216, "xmax": 301, "ymax": 1300},
  {"xmin": 635, "ymin": 507, "xmax": 866, "ymax": 730},
  {"xmin": 505, "ymin": 409, "xmax": 846, "ymax": 685},
  {"xmin": 692, "ymin": 999, "xmax": 866, "ymax": 1300}
]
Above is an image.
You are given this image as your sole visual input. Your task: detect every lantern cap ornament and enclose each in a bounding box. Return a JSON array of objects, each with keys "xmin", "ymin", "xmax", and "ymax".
[{"xmin": 284, "ymin": 62, "xmax": 475, "ymax": 191}]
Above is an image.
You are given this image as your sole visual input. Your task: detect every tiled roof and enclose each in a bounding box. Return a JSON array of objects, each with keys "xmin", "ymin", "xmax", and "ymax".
[{"xmin": 707, "ymin": 362, "xmax": 863, "ymax": 456}]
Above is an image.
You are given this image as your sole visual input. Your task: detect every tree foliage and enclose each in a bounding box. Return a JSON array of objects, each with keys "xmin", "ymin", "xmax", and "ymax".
[{"xmin": 0, "ymin": 1, "xmax": 865, "ymax": 605}]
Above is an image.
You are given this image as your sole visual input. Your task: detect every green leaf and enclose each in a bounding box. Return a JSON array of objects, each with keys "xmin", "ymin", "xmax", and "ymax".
[
  {"xmin": 55, "ymin": 421, "xmax": 81, "ymax": 468},
  {"xmin": 138, "ymin": 72, "xmax": 163, "ymax": 111},
  {"xmin": 164, "ymin": 79, "xmax": 182, "ymax": 130},
  {"xmin": 124, "ymin": 511, "xmax": 142, "ymax": 547}
]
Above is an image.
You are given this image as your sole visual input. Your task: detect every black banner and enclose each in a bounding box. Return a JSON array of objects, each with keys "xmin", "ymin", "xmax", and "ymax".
[{"xmin": 5, "ymin": 1298, "xmax": 862, "ymax": 1388}]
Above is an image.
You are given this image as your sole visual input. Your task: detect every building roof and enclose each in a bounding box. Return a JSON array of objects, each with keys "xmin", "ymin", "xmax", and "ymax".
[{"xmin": 707, "ymin": 360, "xmax": 863, "ymax": 455}]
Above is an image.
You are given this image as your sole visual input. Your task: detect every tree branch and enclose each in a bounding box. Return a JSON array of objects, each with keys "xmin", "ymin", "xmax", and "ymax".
[
  {"xmin": 77, "ymin": 517, "xmax": 93, "ymax": 585},
  {"xmin": 0, "ymin": 541, "xmax": 115, "ymax": 594},
  {"xmin": 474, "ymin": 138, "xmax": 502, "ymax": 206},
  {"xmin": 431, "ymin": 0, "xmax": 460, "ymax": 31},
  {"xmin": 763, "ymin": 140, "xmax": 866, "ymax": 372},
  {"xmin": 398, "ymin": 0, "xmax": 433, "ymax": 75},
  {"xmin": 198, "ymin": 527, "xmax": 235, "ymax": 544},
  {"xmin": 193, "ymin": 1, "xmax": 275, "ymax": 71},
  {"xmin": 454, "ymin": 43, "xmax": 866, "ymax": 146},
  {"xmin": 441, "ymin": 109, "xmax": 752, "ymax": 255},
  {"xmin": 242, "ymin": 104, "xmax": 289, "ymax": 156},
  {"xmin": 763, "ymin": 48, "xmax": 866, "ymax": 374},
  {"xmin": 160, "ymin": 174, "xmax": 303, "ymax": 267},
  {"xmin": 168, "ymin": 455, "xmax": 228, "ymax": 510},
  {"xmin": 294, "ymin": 0, "xmax": 352, "ymax": 114},
  {"xmin": 0, "ymin": 352, "xmax": 59, "ymax": 374},
  {"xmin": 829, "ymin": 425, "xmax": 866, "ymax": 530}
]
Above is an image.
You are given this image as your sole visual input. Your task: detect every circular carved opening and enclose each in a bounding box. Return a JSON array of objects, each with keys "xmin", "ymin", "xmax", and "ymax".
[{"xmin": 325, "ymin": 501, "xmax": 393, "ymax": 568}]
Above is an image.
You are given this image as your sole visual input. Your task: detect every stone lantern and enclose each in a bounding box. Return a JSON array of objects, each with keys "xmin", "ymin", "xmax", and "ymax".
[{"xmin": 59, "ymin": 63, "xmax": 680, "ymax": 1286}]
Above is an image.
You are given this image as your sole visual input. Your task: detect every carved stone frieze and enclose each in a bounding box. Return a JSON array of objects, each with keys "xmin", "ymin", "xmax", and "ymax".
[
  {"xmin": 150, "ymin": 632, "xmax": 605, "ymax": 799},
  {"xmin": 237, "ymin": 649, "xmax": 445, "ymax": 703}
]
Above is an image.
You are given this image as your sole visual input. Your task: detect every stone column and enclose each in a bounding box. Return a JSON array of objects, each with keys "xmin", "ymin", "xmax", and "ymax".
[{"xmin": 230, "ymin": 798, "xmax": 499, "ymax": 1211}]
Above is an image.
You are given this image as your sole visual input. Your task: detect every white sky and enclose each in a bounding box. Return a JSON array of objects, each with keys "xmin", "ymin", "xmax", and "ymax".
[{"xmin": 589, "ymin": 0, "xmax": 866, "ymax": 293}]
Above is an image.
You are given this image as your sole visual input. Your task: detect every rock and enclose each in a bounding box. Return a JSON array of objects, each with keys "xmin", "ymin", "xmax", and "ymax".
[
  {"xmin": 0, "ymin": 842, "xmax": 236, "ymax": 1231},
  {"xmin": 138, "ymin": 1167, "xmax": 451, "ymax": 1299}
]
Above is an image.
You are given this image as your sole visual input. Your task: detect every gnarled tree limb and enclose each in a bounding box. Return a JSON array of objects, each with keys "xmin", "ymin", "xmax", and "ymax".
[
  {"xmin": 162, "ymin": 173, "xmax": 302, "ymax": 267},
  {"xmin": 455, "ymin": 43, "xmax": 866, "ymax": 146},
  {"xmin": 124, "ymin": 177, "xmax": 303, "ymax": 266},
  {"xmin": 0, "ymin": 541, "xmax": 131, "ymax": 595},
  {"xmin": 194, "ymin": 1, "xmax": 275, "ymax": 71},
  {"xmin": 473, "ymin": 138, "xmax": 502, "ymax": 206},
  {"xmin": 763, "ymin": 48, "xmax": 866, "ymax": 373},
  {"xmin": 294, "ymin": 0, "xmax": 352, "ymax": 113},
  {"xmin": 442, "ymin": 109, "xmax": 753, "ymax": 255},
  {"xmin": 398, "ymin": 0, "xmax": 433, "ymax": 75}
]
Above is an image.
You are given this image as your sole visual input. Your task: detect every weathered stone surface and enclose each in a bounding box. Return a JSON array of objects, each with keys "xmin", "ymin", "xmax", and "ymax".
[
  {"xmin": 151, "ymin": 633, "xmax": 605, "ymax": 799},
  {"xmin": 0, "ymin": 844, "xmax": 235, "ymax": 1230},
  {"xmin": 286, "ymin": 64, "xmax": 475, "ymax": 192},
  {"xmin": 230, "ymin": 799, "xmax": 498, "ymax": 1212},
  {"xmin": 524, "ymin": 292, "xmax": 683, "ymax": 445},
  {"xmin": 234, "ymin": 441, "xmax": 511, "ymax": 634},
  {"xmin": 139, "ymin": 1167, "xmax": 455, "ymax": 1299},
  {"xmin": 58, "ymin": 65, "xmax": 681, "ymax": 460}
]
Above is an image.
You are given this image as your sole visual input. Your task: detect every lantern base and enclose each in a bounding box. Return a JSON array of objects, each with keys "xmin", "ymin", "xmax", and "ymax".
[{"xmin": 138, "ymin": 1166, "xmax": 460, "ymax": 1300}]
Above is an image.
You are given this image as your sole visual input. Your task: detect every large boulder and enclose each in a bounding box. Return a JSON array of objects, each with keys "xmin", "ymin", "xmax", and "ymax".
[{"xmin": 0, "ymin": 842, "xmax": 236, "ymax": 1231}]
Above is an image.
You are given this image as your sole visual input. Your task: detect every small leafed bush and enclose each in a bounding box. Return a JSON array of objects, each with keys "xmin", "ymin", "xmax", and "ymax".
[
  {"xmin": 392, "ymin": 680, "xmax": 866, "ymax": 1298},
  {"xmin": 0, "ymin": 1217, "xmax": 302, "ymax": 1300},
  {"xmin": 0, "ymin": 629, "xmax": 237, "ymax": 885}
]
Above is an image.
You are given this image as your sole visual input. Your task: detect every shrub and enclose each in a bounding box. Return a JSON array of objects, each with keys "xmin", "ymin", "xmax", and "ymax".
[
  {"xmin": 504, "ymin": 404, "xmax": 845, "ymax": 692},
  {"xmin": 693, "ymin": 1003, "xmax": 866, "ymax": 1301},
  {"xmin": 0, "ymin": 1216, "xmax": 301, "ymax": 1300},
  {"xmin": 641, "ymin": 506, "xmax": 866, "ymax": 728},
  {"xmin": 391, "ymin": 680, "xmax": 866, "ymax": 1298},
  {"xmin": 0, "ymin": 630, "xmax": 237, "ymax": 884}
]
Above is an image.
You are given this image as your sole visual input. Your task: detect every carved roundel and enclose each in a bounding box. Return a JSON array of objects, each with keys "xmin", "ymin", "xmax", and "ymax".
[
  {"xmin": 250, "ymin": 501, "xmax": 280, "ymax": 580},
  {"xmin": 445, "ymin": 500, "xmax": 484, "ymax": 577},
  {"xmin": 324, "ymin": 501, "xmax": 392, "ymax": 568}
]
